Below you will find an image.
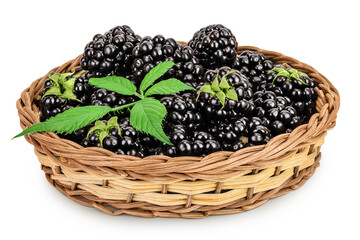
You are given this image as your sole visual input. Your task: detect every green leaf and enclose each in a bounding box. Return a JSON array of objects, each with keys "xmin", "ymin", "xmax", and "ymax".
[
  {"xmin": 216, "ymin": 91, "xmax": 226, "ymax": 109},
  {"xmin": 226, "ymin": 88, "xmax": 238, "ymax": 102},
  {"xmin": 145, "ymin": 79, "xmax": 195, "ymax": 97},
  {"xmin": 62, "ymin": 89, "xmax": 82, "ymax": 102},
  {"xmin": 196, "ymin": 84, "xmax": 216, "ymax": 101},
  {"xmin": 42, "ymin": 87, "xmax": 61, "ymax": 99},
  {"xmin": 272, "ymin": 71, "xmax": 290, "ymax": 83},
  {"xmin": 89, "ymin": 76, "xmax": 137, "ymax": 96},
  {"xmin": 13, "ymin": 106, "xmax": 112, "ymax": 139},
  {"xmin": 87, "ymin": 120, "xmax": 107, "ymax": 138},
  {"xmin": 219, "ymin": 77, "xmax": 231, "ymax": 90},
  {"xmin": 269, "ymin": 68, "xmax": 287, "ymax": 74},
  {"xmin": 98, "ymin": 131, "xmax": 109, "ymax": 148},
  {"xmin": 211, "ymin": 77, "xmax": 220, "ymax": 92},
  {"xmin": 63, "ymin": 75, "xmax": 79, "ymax": 91},
  {"xmin": 49, "ymin": 72, "xmax": 75, "ymax": 89},
  {"xmin": 140, "ymin": 61, "xmax": 177, "ymax": 92},
  {"xmin": 130, "ymin": 98, "xmax": 172, "ymax": 145},
  {"xmin": 106, "ymin": 116, "xmax": 121, "ymax": 137}
]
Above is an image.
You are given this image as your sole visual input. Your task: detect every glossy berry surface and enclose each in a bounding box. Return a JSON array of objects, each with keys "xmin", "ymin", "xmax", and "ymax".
[
  {"xmin": 81, "ymin": 25, "xmax": 141, "ymax": 78},
  {"xmin": 131, "ymin": 35, "xmax": 204, "ymax": 88},
  {"xmin": 189, "ymin": 24, "xmax": 238, "ymax": 68}
]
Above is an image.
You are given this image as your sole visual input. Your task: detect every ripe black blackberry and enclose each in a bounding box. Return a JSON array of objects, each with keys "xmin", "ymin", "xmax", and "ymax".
[
  {"xmin": 40, "ymin": 75, "xmax": 90, "ymax": 121},
  {"xmin": 233, "ymin": 50, "xmax": 274, "ymax": 87},
  {"xmin": 81, "ymin": 25, "xmax": 141, "ymax": 78},
  {"xmin": 196, "ymin": 67, "xmax": 253, "ymax": 121},
  {"xmin": 131, "ymin": 35, "xmax": 204, "ymax": 88},
  {"xmin": 265, "ymin": 67, "xmax": 317, "ymax": 117},
  {"xmin": 188, "ymin": 24, "xmax": 238, "ymax": 68},
  {"xmin": 247, "ymin": 117, "xmax": 271, "ymax": 145},
  {"xmin": 161, "ymin": 93, "xmax": 203, "ymax": 132}
]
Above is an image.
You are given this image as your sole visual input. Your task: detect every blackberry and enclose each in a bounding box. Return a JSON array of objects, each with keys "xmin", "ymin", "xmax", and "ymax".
[
  {"xmin": 131, "ymin": 35, "xmax": 204, "ymax": 88},
  {"xmin": 189, "ymin": 24, "xmax": 238, "ymax": 68},
  {"xmin": 265, "ymin": 67, "xmax": 317, "ymax": 117},
  {"xmin": 40, "ymin": 75, "xmax": 90, "ymax": 121},
  {"xmin": 233, "ymin": 50, "xmax": 274, "ymax": 87},
  {"xmin": 248, "ymin": 124, "xmax": 271, "ymax": 145},
  {"xmin": 81, "ymin": 25, "xmax": 141, "ymax": 78},
  {"xmin": 196, "ymin": 67, "xmax": 253, "ymax": 121},
  {"xmin": 161, "ymin": 94, "xmax": 203, "ymax": 131}
]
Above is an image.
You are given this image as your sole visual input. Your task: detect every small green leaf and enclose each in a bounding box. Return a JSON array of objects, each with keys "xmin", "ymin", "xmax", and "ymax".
[
  {"xmin": 89, "ymin": 76, "xmax": 137, "ymax": 96},
  {"xmin": 196, "ymin": 84, "xmax": 216, "ymax": 101},
  {"xmin": 106, "ymin": 116, "xmax": 121, "ymax": 136},
  {"xmin": 219, "ymin": 77, "xmax": 231, "ymax": 90},
  {"xmin": 225, "ymin": 88, "xmax": 238, "ymax": 102},
  {"xmin": 216, "ymin": 91, "xmax": 226, "ymax": 109},
  {"xmin": 269, "ymin": 68, "xmax": 287, "ymax": 74},
  {"xmin": 49, "ymin": 72, "xmax": 75, "ymax": 89},
  {"xmin": 62, "ymin": 89, "xmax": 82, "ymax": 102},
  {"xmin": 98, "ymin": 131, "xmax": 109, "ymax": 148},
  {"xmin": 13, "ymin": 106, "xmax": 112, "ymax": 139},
  {"xmin": 63, "ymin": 75, "xmax": 79, "ymax": 91},
  {"xmin": 145, "ymin": 79, "xmax": 195, "ymax": 97},
  {"xmin": 272, "ymin": 71, "xmax": 290, "ymax": 83},
  {"xmin": 87, "ymin": 120, "xmax": 107, "ymax": 138},
  {"xmin": 42, "ymin": 87, "xmax": 61, "ymax": 99},
  {"xmin": 140, "ymin": 61, "xmax": 176, "ymax": 92},
  {"xmin": 211, "ymin": 78, "xmax": 220, "ymax": 92},
  {"xmin": 130, "ymin": 98, "xmax": 172, "ymax": 145}
]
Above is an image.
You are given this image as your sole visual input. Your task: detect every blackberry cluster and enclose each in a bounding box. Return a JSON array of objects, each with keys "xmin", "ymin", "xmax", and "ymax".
[
  {"xmin": 81, "ymin": 25, "xmax": 141, "ymax": 78},
  {"xmin": 40, "ymin": 75, "xmax": 90, "ymax": 121},
  {"xmin": 189, "ymin": 24, "xmax": 238, "ymax": 68},
  {"xmin": 233, "ymin": 50, "xmax": 274, "ymax": 87},
  {"xmin": 251, "ymin": 90, "xmax": 297, "ymax": 136},
  {"xmin": 131, "ymin": 35, "xmax": 204, "ymax": 88},
  {"xmin": 38, "ymin": 24, "xmax": 320, "ymax": 158}
]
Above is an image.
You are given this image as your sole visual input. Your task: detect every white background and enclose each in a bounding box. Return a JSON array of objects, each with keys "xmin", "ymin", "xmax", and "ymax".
[{"xmin": 1, "ymin": 0, "xmax": 358, "ymax": 239}]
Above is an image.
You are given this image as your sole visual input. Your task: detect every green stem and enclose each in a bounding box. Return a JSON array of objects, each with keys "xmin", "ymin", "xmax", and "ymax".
[
  {"xmin": 111, "ymin": 102, "xmax": 137, "ymax": 112},
  {"xmin": 134, "ymin": 92, "xmax": 143, "ymax": 99}
]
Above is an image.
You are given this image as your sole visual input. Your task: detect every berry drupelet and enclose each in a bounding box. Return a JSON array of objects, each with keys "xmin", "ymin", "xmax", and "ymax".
[
  {"xmin": 131, "ymin": 35, "xmax": 204, "ymax": 88},
  {"xmin": 81, "ymin": 25, "xmax": 141, "ymax": 78},
  {"xmin": 189, "ymin": 24, "xmax": 238, "ymax": 69}
]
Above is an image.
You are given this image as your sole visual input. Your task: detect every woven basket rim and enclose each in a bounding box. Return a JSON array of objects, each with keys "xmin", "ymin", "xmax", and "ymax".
[{"xmin": 16, "ymin": 45, "xmax": 340, "ymax": 181}]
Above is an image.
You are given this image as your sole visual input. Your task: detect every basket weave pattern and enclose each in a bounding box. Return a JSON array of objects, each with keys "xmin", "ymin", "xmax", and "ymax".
[{"xmin": 16, "ymin": 46, "xmax": 340, "ymax": 218}]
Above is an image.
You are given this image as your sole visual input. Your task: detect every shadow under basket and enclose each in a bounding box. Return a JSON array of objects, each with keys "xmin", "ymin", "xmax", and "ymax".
[{"xmin": 16, "ymin": 46, "xmax": 340, "ymax": 218}]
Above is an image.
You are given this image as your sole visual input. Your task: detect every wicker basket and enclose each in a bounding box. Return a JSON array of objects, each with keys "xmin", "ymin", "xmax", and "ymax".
[{"xmin": 16, "ymin": 46, "xmax": 340, "ymax": 218}]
